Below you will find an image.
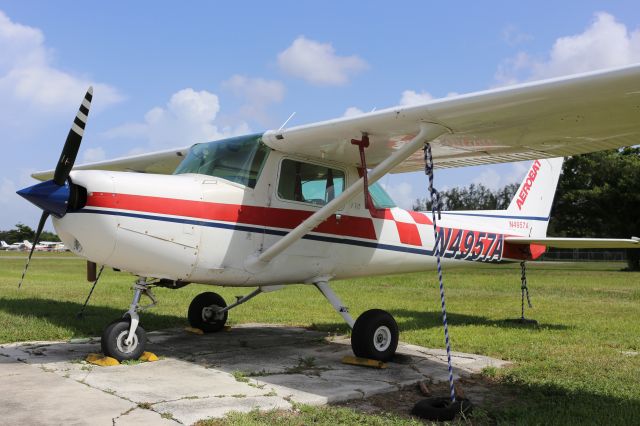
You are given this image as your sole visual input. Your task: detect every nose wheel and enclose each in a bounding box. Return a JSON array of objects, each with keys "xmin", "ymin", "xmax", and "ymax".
[{"xmin": 101, "ymin": 318, "xmax": 146, "ymax": 361}]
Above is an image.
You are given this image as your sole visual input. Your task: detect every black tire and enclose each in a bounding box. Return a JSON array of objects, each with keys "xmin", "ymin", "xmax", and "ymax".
[
  {"xmin": 411, "ymin": 397, "xmax": 473, "ymax": 421},
  {"xmin": 188, "ymin": 292, "xmax": 228, "ymax": 333},
  {"xmin": 101, "ymin": 318, "xmax": 146, "ymax": 361},
  {"xmin": 351, "ymin": 309, "xmax": 399, "ymax": 362}
]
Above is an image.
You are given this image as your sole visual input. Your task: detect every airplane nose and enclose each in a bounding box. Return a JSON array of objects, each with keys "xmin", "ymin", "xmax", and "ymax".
[
  {"xmin": 48, "ymin": 171, "xmax": 117, "ymax": 264},
  {"xmin": 16, "ymin": 179, "xmax": 71, "ymax": 217}
]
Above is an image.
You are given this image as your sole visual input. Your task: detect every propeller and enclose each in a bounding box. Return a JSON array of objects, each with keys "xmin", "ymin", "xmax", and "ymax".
[{"xmin": 17, "ymin": 87, "xmax": 93, "ymax": 288}]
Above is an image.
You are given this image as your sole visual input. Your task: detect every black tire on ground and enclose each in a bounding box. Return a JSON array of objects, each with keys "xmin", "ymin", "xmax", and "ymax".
[
  {"xmin": 351, "ymin": 309, "xmax": 399, "ymax": 362},
  {"xmin": 411, "ymin": 397, "xmax": 473, "ymax": 421},
  {"xmin": 101, "ymin": 318, "xmax": 146, "ymax": 361},
  {"xmin": 188, "ymin": 292, "xmax": 228, "ymax": 333}
]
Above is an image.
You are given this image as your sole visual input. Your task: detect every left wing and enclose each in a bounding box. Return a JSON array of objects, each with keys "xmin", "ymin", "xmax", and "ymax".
[
  {"xmin": 32, "ymin": 146, "xmax": 190, "ymax": 181},
  {"xmin": 505, "ymin": 237, "xmax": 640, "ymax": 249}
]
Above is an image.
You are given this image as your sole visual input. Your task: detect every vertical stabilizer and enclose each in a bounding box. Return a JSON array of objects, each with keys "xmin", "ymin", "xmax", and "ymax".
[{"xmin": 507, "ymin": 157, "xmax": 564, "ymax": 237}]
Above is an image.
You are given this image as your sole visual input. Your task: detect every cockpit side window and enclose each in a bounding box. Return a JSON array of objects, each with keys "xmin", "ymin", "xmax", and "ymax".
[
  {"xmin": 173, "ymin": 134, "xmax": 269, "ymax": 188},
  {"xmin": 277, "ymin": 159, "xmax": 345, "ymax": 206}
]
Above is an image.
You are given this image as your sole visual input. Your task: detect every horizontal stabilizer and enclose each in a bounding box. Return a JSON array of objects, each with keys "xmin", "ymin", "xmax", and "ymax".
[{"xmin": 504, "ymin": 237, "xmax": 640, "ymax": 249}]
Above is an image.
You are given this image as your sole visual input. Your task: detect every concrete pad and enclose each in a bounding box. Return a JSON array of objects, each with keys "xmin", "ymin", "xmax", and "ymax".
[
  {"xmin": 0, "ymin": 324, "xmax": 509, "ymax": 424},
  {"xmin": 0, "ymin": 359, "xmax": 173, "ymax": 426}
]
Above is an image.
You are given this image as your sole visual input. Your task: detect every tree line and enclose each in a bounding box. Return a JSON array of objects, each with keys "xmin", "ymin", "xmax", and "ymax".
[{"xmin": 0, "ymin": 223, "xmax": 60, "ymax": 244}]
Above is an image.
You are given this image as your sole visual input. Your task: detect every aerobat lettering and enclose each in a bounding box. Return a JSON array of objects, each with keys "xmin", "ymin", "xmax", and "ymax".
[{"xmin": 516, "ymin": 160, "xmax": 542, "ymax": 210}]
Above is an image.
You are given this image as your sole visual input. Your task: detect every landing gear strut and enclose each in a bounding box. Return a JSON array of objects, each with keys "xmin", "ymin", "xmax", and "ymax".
[
  {"xmin": 187, "ymin": 286, "xmax": 276, "ymax": 333},
  {"xmin": 315, "ymin": 280, "xmax": 399, "ymax": 362},
  {"xmin": 101, "ymin": 277, "xmax": 157, "ymax": 361}
]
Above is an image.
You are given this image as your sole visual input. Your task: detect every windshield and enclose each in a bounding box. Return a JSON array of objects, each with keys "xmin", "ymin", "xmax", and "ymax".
[
  {"xmin": 173, "ymin": 134, "xmax": 269, "ymax": 188},
  {"xmin": 370, "ymin": 182, "xmax": 396, "ymax": 208}
]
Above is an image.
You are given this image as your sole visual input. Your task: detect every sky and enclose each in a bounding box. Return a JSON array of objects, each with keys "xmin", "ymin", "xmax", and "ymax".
[{"xmin": 1, "ymin": 1, "xmax": 640, "ymax": 230}]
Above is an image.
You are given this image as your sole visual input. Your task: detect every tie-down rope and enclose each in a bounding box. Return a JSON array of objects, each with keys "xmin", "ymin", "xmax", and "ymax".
[{"xmin": 424, "ymin": 143, "xmax": 456, "ymax": 403}]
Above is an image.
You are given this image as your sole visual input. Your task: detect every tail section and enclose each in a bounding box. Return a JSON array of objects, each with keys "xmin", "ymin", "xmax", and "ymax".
[
  {"xmin": 507, "ymin": 157, "xmax": 564, "ymax": 237},
  {"xmin": 0, "ymin": 241, "xmax": 7, "ymax": 248}
]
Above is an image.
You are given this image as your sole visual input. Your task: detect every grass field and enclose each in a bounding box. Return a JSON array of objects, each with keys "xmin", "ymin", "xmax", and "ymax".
[{"xmin": 1, "ymin": 251, "xmax": 639, "ymax": 424}]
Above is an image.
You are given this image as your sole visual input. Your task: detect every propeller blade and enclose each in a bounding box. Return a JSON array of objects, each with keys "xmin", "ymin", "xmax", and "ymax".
[
  {"xmin": 18, "ymin": 211, "xmax": 50, "ymax": 288},
  {"xmin": 53, "ymin": 86, "xmax": 93, "ymax": 185}
]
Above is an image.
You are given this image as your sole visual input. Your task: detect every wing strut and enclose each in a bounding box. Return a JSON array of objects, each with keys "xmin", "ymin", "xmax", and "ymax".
[{"xmin": 248, "ymin": 123, "xmax": 448, "ymax": 268}]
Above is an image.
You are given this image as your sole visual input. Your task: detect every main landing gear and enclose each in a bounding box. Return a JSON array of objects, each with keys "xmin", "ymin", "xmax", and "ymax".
[
  {"xmin": 100, "ymin": 277, "xmax": 397, "ymax": 362},
  {"xmin": 315, "ymin": 281, "xmax": 399, "ymax": 362}
]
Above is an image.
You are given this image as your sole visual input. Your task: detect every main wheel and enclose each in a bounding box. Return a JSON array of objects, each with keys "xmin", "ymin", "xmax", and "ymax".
[
  {"xmin": 351, "ymin": 309, "xmax": 399, "ymax": 362},
  {"xmin": 101, "ymin": 318, "xmax": 146, "ymax": 361},
  {"xmin": 188, "ymin": 292, "xmax": 228, "ymax": 333}
]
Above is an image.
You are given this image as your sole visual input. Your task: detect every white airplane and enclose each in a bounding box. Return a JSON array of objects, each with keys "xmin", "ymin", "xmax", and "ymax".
[
  {"xmin": 16, "ymin": 65, "xmax": 640, "ymax": 362},
  {"xmin": 0, "ymin": 241, "xmax": 25, "ymax": 251},
  {"xmin": 37, "ymin": 241, "xmax": 66, "ymax": 252}
]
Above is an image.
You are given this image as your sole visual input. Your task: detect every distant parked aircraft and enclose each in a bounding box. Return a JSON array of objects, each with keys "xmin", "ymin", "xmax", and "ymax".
[{"xmin": 1, "ymin": 241, "xmax": 28, "ymax": 251}]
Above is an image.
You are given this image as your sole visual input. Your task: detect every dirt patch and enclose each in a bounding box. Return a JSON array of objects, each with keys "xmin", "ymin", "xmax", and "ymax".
[{"xmin": 335, "ymin": 374, "xmax": 519, "ymax": 423}]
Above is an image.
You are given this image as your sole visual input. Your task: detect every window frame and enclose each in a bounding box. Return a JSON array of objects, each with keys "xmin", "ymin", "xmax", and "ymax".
[{"xmin": 275, "ymin": 156, "xmax": 348, "ymax": 208}]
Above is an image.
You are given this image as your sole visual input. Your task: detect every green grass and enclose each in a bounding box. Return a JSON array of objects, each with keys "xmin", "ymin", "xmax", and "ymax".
[
  {"xmin": 1, "ymin": 253, "xmax": 639, "ymax": 424},
  {"xmin": 195, "ymin": 405, "xmax": 426, "ymax": 426}
]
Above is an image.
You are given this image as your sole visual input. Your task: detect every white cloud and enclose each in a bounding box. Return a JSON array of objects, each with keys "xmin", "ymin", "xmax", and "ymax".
[
  {"xmin": 473, "ymin": 168, "xmax": 502, "ymax": 190},
  {"xmin": 505, "ymin": 161, "xmax": 529, "ymax": 185},
  {"xmin": 81, "ymin": 147, "xmax": 106, "ymax": 163},
  {"xmin": 496, "ymin": 12, "xmax": 640, "ymax": 85},
  {"xmin": 277, "ymin": 36, "xmax": 368, "ymax": 85},
  {"xmin": 222, "ymin": 75, "xmax": 284, "ymax": 125},
  {"xmin": 104, "ymin": 88, "xmax": 250, "ymax": 150},
  {"xmin": 343, "ymin": 106, "xmax": 364, "ymax": 118},
  {"xmin": 399, "ymin": 90, "xmax": 434, "ymax": 106},
  {"xmin": 0, "ymin": 10, "xmax": 122, "ymax": 112},
  {"xmin": 381, "ymin": 181, "xmax": 415, "ymax": 210},
  {"xmin": 502, "ymin": 24, "xmax": 533, "ymax": 47}
]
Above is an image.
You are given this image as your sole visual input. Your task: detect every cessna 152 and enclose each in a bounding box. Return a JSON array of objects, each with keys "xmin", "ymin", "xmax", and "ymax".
[{"xmin": 16, "ymin": 64, "xmax": 640, "ymax": 362}]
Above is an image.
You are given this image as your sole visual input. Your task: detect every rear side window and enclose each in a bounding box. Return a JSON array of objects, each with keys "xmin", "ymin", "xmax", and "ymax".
[{"xmin": 277, "ymin": 160, "xmax": 344, "ymax": 206}]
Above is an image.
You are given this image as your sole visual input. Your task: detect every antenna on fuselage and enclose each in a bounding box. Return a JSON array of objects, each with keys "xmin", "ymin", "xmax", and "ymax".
[{"xmin": 278, "ymin": 112, "xmax": 296, "ymax": 131}]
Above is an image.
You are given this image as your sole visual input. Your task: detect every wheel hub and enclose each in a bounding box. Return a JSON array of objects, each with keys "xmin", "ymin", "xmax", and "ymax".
[
  {"xmin": 115, "ymin": 330, "xmax": 138, "ymax": 354},
  {"xmin": 202, "ymin": 305, "xmax": 223, "ymax": 322},
  {"xmin": 373, "ymin": 325, "xmax": 391, "ymax": 351}
]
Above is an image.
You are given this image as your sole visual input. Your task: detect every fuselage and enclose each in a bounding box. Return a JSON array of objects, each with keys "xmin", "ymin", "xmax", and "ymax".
[{"xmin": 52, "ymin": 144, "xmax": 537, "ymax": 287}]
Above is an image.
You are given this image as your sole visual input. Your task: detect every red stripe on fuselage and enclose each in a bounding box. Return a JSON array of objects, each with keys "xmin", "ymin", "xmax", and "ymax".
[{"xmin": 87, "ymin": 192, "xmax": 378, "ymax": 240}]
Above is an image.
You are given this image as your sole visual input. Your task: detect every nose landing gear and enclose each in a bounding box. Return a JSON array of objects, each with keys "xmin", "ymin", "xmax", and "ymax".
[{"xmin": 101, "ymin": 277, "xmax": 157, "ymax": 361}]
